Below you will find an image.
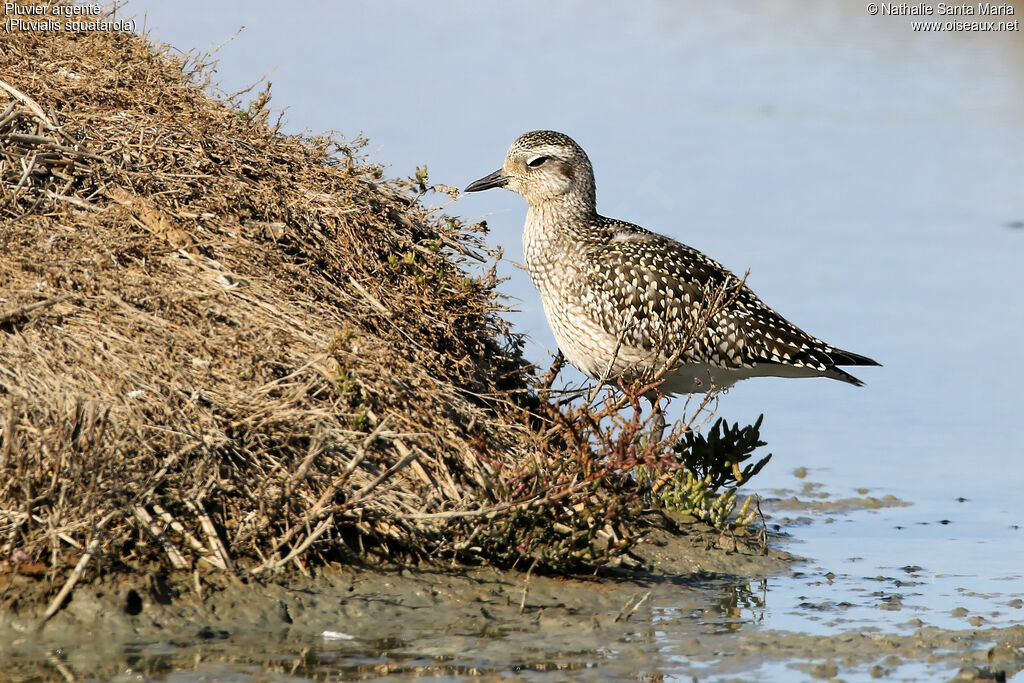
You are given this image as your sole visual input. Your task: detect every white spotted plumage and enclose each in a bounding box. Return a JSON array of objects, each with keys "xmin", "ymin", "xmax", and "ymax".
[{"xmin": 466, "ymin": 130, "xmax": 879, "ymax": 395}]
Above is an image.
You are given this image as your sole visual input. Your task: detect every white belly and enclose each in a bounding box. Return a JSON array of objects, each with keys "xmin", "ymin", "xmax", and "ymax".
[
  {"xmin": 539, "ymin": 294, "xmax": 825, "ymax": 396},
  {"xmin": 539, "ymin": 292, "xmax": 717, "ymax": 394}
]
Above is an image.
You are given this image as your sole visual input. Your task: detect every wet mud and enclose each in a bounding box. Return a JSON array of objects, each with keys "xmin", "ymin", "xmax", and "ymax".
[{"xmin": 1, "ymin": 493, "xmax": 1022, "ymax": 681}]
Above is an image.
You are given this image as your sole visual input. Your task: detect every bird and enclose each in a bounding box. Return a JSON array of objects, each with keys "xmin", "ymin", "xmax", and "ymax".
[{"xmin": 465, "ymin": 130, "xmax": 879, "ymax": 401}]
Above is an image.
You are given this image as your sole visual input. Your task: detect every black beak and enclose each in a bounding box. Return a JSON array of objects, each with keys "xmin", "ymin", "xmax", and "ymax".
[{"xmin": 465, "ymin": 169, "xmax": 508, "ymax": 193}]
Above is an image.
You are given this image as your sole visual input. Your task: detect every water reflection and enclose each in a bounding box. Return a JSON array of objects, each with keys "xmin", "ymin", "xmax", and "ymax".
[
  {"xmin": 14, "ymin": 636, "xmax": 610, "ymax": 681},
  {"xmin": 705, "ymin": 579, "xmax": 769, "ymax": 632},
  {"xmin": 9, "ymin": 549, "xmax": 1012, "ymax": 682}
]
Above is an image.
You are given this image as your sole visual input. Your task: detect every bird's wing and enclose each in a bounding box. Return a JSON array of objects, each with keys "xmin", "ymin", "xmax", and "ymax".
[{"xmin": 579, "ymin": 225, "xmax": 870, "ymax": 373}]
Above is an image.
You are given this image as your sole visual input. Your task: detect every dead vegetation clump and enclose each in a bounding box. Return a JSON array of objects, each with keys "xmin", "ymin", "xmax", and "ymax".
[
  {"xmin": 0, "ymin": 7, "xmax": 769, "ymax": 614},
  {"xmin": 0, "ymin": 13, "xmax": 540, "ymax": 581}
]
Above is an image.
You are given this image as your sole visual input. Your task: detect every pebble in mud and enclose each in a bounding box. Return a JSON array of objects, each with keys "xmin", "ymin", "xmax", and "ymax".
[
  {"xmin": 987, "ymin": 642, "xmax": 1024, "ymax": 665},
  {"xmin": 946, "ymin": 666, "xmax": 1008, "ymax": 682},
  {"xmin": 809, "ymin": 661, "xmax": 839, "ymax": 679},
  {"xmin": 880, "ymin": 594, "xmax": 903, "ymax": 611}
]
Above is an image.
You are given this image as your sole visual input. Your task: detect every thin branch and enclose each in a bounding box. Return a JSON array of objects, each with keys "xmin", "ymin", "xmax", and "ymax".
[
  {"xmin": 614, "ymin": 591, "xmax": 651, "ymax": 623},
  {"xmin": 36, "ymin": 512, "xmax": 116, "ymax": 630},
  {"xmin": 43, "ymin": 191, "xmax": 101, "ymax": 212},
  {"xmin": 0, "ymin": 78, "xmax": 51, "ymax": 126},
  {"xmin": 133, "ymin": 506, "xmax": 187, "ymax": 569},
  {"xmin": 183, "ymin": 499, "xmax": 235, "ymax": 575},
  {"xmin": 519, "ymin": 557, "xmax": 538, "ymax": 614},
  {"xmin": 0, "ymin": 295, "xmax": 78, "ymax": 325}
]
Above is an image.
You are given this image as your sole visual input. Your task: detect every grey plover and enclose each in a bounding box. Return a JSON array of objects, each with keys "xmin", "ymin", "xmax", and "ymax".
[{"xmin": 465, "ymin": 130, "xmax": 879, "ymax": 397}]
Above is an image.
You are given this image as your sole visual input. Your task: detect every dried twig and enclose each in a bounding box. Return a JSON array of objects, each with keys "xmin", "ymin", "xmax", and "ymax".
[
  {"xmin": 43, "ymin": 191, "xmax": 100, "ymax": 212},
  {"xmin": 133, "ymin": 506, "xmax": 187, "ymax": 569},
  {"xmin": 0, "ymin": 295, "xmax": 77, "ymax": 325},
  {"xmin": 519, "ymin": 557, "xmax": 538, "ymax": 614},
  {"xmin": 0, "ymin": 78, "xmax": 51, "ymax": 126},
  {"xmin": 45, "ymin": 652, "xmax": 75, "ymax": 683},
  {"xmin": 259, "ymin": 514, "xmax": 335, "ymax": 574},
  {"xmin": 149, "ymin": 504, "xmax": 221, "ymax": 569},
  {"xmin": 183, "ymin": 499, "xmax": 235, "ymax": 575},
  {"xmin": 755, "ymin": 495, "xmax": 768, "ymax": 555},
  {"xmin": 613, "ymin": 591, "xmax": 651, "ymax": 623},
  {"xmin": 37, "ymin": 512, "xmax": 116, "ymax": 630}
]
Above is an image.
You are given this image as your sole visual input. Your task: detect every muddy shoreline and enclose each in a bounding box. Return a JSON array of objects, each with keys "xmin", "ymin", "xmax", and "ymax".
[{"xmin": 2, "ymin": 519, "xmax": 1021, "ymax": 681}]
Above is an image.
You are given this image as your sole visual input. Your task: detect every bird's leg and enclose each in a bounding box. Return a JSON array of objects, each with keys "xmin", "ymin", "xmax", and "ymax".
[
  {"xmin": 645, "ymin": 391, "xmax": 666, "ymax": 447},
  {"xmin": 540, "ymin": 350, "xmax": 566, "ymax": 393},
  {"xmin": 640, "ymin": 391, "xmax": 674, "ymax": 502}
]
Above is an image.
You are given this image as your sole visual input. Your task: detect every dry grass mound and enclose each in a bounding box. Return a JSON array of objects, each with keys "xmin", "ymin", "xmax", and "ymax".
[
  {"xmin": 0, "ymin": 6, "xmax": 765, "ymax": 618},
  {"xmin": 0, "ymin": 13, "xmax": 544, "ymax": 581}
]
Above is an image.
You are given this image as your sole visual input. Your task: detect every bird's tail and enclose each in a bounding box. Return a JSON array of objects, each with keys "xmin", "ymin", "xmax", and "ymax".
[{"xmin": 828, "ymin": 347, "xmax": 881, "ymax": 367}]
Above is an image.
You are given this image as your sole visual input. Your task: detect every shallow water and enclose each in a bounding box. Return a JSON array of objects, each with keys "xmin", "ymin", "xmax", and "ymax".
[
  {"xmin": 69, "ymin": 1, "xmax": 1024, "ymax": 679},
  {"xmin": 7, "ymin": 492, "xmax": 1018, "ymax": 679},
  {"xmin": 764, "ymin": 476, "xmax": 1024, "ymax": 635}
]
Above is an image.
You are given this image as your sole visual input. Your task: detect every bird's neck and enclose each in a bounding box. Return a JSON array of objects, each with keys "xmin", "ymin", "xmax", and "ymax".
[
  {"xmin": 524, "ymin": 193, "xmax": 597, "ymax": 236},
  {"xmin": 523, "ymin": 195, "xmax": 600, "ymax": 276}
]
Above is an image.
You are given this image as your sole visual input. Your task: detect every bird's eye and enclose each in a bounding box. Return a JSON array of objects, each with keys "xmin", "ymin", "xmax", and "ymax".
[{"xmin": 526, "ymin": 155, "xmax": 549, "ymax": 168}]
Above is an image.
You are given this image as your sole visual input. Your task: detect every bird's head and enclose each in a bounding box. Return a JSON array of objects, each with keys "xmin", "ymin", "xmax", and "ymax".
[{"xmin": 465, "ymin": 130, "xmax": 596, "ymax": 209}]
